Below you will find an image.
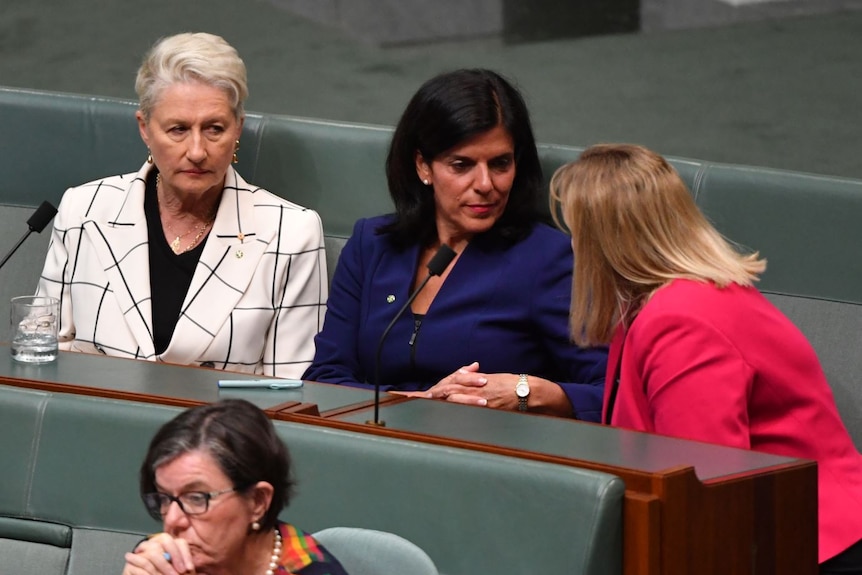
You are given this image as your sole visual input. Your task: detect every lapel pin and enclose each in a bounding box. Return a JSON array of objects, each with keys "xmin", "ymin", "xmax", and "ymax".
[
  {"xmin": 386, "ymin": 295, "xmax": 396, "ymax": 303},
  {"xmin": 235, "ymin": 249, "xmax": 244, "ymax": 259},
  {"xmin": 237, "ymin": 233, "xmax": 245, "ymax": 241}
]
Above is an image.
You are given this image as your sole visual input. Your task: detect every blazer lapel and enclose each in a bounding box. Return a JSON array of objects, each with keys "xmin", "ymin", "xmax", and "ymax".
[
  {"xmin": 602, "ymin": 325, "xmax": 626, "ymax": 424},
  {"xmin": 86, "ymin": 164, "xmax": 156, "ymax": 357},
  {"xmin": 161, "ymin": 168, "xmax": 271, "ymax": 363}
]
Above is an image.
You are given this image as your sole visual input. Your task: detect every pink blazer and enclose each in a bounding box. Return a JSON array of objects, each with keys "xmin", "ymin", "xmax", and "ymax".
[{"xmin": 603, "ymin": 279, "xmax": 862, "ymax": 563}]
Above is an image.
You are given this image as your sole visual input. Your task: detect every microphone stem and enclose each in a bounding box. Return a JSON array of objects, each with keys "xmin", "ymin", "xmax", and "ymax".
[
  {"xmin": 0, "ymin": 230, "xmax": 32, "ymax": 271},
  {"xmin": 370, "ymin": 272, "xmax": 434, "ymax": 426}
]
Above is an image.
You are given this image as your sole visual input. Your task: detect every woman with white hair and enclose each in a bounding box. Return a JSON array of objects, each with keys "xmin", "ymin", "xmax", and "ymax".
[{"xmin": 37, "ymin": 33, "xmax": 327, "ymax": 377}]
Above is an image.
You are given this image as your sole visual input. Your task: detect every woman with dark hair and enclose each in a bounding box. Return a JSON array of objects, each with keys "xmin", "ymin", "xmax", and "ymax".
[
  {"xmin": 123, "ymin": 399, "xmax": 348, "ymax": 575},
  {"xmin": 303, "ymin": 69, "xmax": 607, "ymax": 420}
]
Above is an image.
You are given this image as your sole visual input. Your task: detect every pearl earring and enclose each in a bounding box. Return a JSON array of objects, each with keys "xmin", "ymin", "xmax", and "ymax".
[
  {"xmin": 422, "ymin": 179, "xmax": 430, "ymax": 186},
  {"xmin": 252, "ymin": 521, "xmax": 261, "ymax": 531}
]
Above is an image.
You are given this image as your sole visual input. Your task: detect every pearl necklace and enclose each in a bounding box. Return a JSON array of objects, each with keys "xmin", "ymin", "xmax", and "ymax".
[
  {"xmin": 265, "ymin": 528, "xmax": 283, "ymax": 575},
  {"xmin": 155, "ymin": 174, "xmax": 216, "ymax": 254}
]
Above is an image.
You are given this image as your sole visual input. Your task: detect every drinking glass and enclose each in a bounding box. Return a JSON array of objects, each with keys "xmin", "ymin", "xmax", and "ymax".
[{"xmin": 10, "ymin": 296, "xmax": 59, "ymax": 363}]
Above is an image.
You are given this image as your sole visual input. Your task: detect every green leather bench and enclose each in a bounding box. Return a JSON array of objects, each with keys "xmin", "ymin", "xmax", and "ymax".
[
  {"xmin": 0, "ymin": 384, "xmax": 624, "ymax": 575},
  {"xmin": 1, "ymin": 85, "xmax": 860, "ymax": 448}
]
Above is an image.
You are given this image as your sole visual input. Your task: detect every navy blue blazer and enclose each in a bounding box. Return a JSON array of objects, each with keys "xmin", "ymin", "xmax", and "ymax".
[{"xmin": 303, "ymin": 215, "xmax": 608, "ymax": 420}]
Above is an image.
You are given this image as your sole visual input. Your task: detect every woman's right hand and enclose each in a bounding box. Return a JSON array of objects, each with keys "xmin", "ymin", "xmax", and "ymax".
[
  {"xmin": 424, "ymin": 362, "xmax": 490, "ymax": 406},
  {"xmin": 122, "ymin": 532, "xmax": 195, "ymax": 575}
]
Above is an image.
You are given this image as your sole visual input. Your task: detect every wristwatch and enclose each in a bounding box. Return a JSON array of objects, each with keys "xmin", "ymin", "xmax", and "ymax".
[{"xmin": 515, "ymin": 374, "xmax": 530, "ymax": 412}]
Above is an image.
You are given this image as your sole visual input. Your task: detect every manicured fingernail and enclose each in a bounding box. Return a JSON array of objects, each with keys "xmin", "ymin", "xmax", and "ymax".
[
  {"xmin": 478, "ymin": 399, "xmax": 488, "ymax": 406},
  {"xmin": 478, "ymin": 377, "xmax": 488, "ymax": 384},
  {"xmin": 458, "ymin": 368, "xmax": 468, "ymax": 374}
]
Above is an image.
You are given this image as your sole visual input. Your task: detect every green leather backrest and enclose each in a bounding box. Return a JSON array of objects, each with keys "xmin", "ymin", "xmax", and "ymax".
[
  {"xmin": 693, "ymin": 164, "xmax": 862, "ymax": 303},
  {"xmin": 5, "ymin": 85, "xmax": 862, "ymax": 302},
  {"xmin": 245, "ymin": 115, "xmax": 394, "ymax": 239},
  {"xmin": 0, "ymin": 88, "xmax": 145, "ymax": 207},
  {"xmin": 0, "ymin": 384, "xmax": 624, "ymax": 575},
  {"xmin": 0, "ymin": 386, "xmax": 169, "ymax": 534},
  {"xmin": 276, "ymin": 420, "xmax": 623, "ymax": 575}
]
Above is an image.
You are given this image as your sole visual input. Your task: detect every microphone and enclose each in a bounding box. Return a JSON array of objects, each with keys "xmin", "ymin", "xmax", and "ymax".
[
  {"xmin": 0, "ymin": 201, "xmax": 58, "ymax": 271},
  {"xmin": 367, "ymin": 244, "xmax": 457, "ymax": 426}
]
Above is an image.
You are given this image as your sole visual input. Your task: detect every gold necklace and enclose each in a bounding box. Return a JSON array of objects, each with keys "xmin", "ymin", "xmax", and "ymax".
[{"xmin": 156, "ymin": 174, "xmax": 217, "ymax": 254}]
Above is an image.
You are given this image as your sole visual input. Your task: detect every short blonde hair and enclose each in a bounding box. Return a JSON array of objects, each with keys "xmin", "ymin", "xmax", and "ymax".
[
  {"xmin": 135, "ymin": 32, "xmax": 248, "ymax": 121},
  {"xmin": 549, "ymin": 143, "xmax": 766, "ymax": 346}
]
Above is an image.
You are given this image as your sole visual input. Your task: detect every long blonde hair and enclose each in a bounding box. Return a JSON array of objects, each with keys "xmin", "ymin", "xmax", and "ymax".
[{"xmin": 549, "ymin": 144, "xmax": 766, "ymax": 346}]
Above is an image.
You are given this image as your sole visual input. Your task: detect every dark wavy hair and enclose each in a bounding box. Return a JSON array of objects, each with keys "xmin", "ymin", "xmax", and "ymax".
[
  {"xmin": 381, "ymin": 68, "xmax": 543, "ymax": 247},
  {"xmin": 139, "ymin": 399, "xmax": 294, "ymax": 530}
]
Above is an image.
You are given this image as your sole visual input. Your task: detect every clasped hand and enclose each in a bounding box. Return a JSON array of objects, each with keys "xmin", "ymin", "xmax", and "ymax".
[
  {"xmin": 399, "ymin": 362, "xmax": 517, "ymax": 409},
  {"xmin": 123, "ymin": 532, "xmax": 195, "ymax": 575}
]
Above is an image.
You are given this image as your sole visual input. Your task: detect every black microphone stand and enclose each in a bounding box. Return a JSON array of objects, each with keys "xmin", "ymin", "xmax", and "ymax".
[
  {"xmin": 367, "ymin": 274, "xmax": 435, "ymax": 427},
  {"xmin": 367, "ymin": 244, "xmax": 457, "ymax": 426},
  {"xmin": 0, "ymin": 201, "xmax": 58, "ymax": 271}
]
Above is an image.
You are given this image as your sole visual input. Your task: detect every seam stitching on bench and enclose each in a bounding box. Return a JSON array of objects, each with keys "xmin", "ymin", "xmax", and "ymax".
[
  {"xmin": 24, "ymin": 394, "xmax": 50, "ymax": 515},
  {"xmin": 249, "ymin": 115, "xmax": 266, "ymax": 182},
  {"xmin": 691, "ymin": 162, "xmax": 709, "ymax": 201}
]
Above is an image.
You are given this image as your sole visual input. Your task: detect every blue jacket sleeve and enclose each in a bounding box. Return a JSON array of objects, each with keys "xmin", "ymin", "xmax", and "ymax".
[
  {"xmin": 528, "ymin": 229, "xmax": 607, "ymax": 422},
  {"xmin": 302, "ymin": 219, "xmax": 370, "ymax": 386},
  {"xmin": 556, "ymin": 358, "xmax": 607, "ymax": 422}
]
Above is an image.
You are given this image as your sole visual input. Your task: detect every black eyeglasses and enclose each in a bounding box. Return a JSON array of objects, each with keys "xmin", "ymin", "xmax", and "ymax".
[{"xmin": 143, "ymin": 487, "xmax": 236, "ymax": 520}]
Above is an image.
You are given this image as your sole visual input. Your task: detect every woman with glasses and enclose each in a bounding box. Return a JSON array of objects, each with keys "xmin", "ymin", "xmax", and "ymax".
[{"xmin": 122, "ymin": 399, "xmax": 348, "ymax": 575}]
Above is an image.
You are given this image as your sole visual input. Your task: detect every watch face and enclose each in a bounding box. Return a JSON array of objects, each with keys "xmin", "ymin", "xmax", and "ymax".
[{"xmin": 516, "ymin": 382, "xmax": 529, "ymax": 398}]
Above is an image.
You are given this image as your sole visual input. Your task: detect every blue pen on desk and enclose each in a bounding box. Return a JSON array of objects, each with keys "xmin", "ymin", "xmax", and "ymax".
[{"xmin": 218, "ymin": 379, "xmax": 304, "ymax": 390}]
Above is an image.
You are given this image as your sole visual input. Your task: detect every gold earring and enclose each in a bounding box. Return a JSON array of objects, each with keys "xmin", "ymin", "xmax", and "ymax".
[
  {"xmin": 232, "ymin": 140, "xmax": 240, "ymax": 164},
  {"xmin": 147, "ymin": 150, "xmax": 153, "ymax": 164}
]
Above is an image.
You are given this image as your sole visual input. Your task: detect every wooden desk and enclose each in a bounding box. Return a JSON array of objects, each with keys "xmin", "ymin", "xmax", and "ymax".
[
  {"xmin": 0, "ymin": 346, "xmax": 392, "ymax": 415},
  {"xmin": 282, "ymin": 399, "xmax": 818, "ymax": 575}
]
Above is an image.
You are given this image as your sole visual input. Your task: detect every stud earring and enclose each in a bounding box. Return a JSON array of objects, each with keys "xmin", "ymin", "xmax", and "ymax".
[
  {"xmin": 147, "ymin": 150, "xmax": 153, "ymax": 164},
  {"xmin": 232, "ymin": 140, "xmax": 240, "ymax": 164},
  {"xmin": 251, "ymin": 521, "xmax": 261, "ymax": 531},
  {"xmin": 422, "ymin": 179, "xmax": 430, "ymax": 186}
]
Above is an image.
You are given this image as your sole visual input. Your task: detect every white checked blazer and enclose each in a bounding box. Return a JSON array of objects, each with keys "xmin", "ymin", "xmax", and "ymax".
[{"xmin": 36, "ymin": 162, "xmax": 328, "ymax": 378}]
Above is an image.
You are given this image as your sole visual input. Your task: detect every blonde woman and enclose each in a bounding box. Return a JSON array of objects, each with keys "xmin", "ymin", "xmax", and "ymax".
[{"xmin": 550, "ymin": 143, "xmax": 862, "ymax": 572}]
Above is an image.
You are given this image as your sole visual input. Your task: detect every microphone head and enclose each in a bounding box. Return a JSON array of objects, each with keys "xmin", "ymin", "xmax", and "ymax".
[
  {"xmin": 427, "ymin": 244, "xmax": 457, "ymax": 276},
  {"xmin": 27, "ymin": 201, "xmax": 59, "ymax": 233}
]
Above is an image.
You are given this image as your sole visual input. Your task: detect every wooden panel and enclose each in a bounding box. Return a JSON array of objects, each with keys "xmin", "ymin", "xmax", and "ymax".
[{"xmin": 623, "ymin": 491, "xmax": 661, "ymax": 575}]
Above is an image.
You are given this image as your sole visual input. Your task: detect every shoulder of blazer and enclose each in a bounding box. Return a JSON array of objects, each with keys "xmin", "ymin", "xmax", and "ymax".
[
  {"xmin": 57, "ymin": 171, "xmax": 139, "ymax": 221},
  {"xmin": 229, "ymin": 179, "xmax": 320, "ymax": 220},
  {"xmin": 244, "ymin": 190, "xmax": 324, "ymax": 239}
]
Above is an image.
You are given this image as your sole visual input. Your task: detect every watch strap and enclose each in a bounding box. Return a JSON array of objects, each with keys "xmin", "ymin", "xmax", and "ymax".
[{"xmin": 517, "ymin": 374, "xmax": 529, "ymax": 412}]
